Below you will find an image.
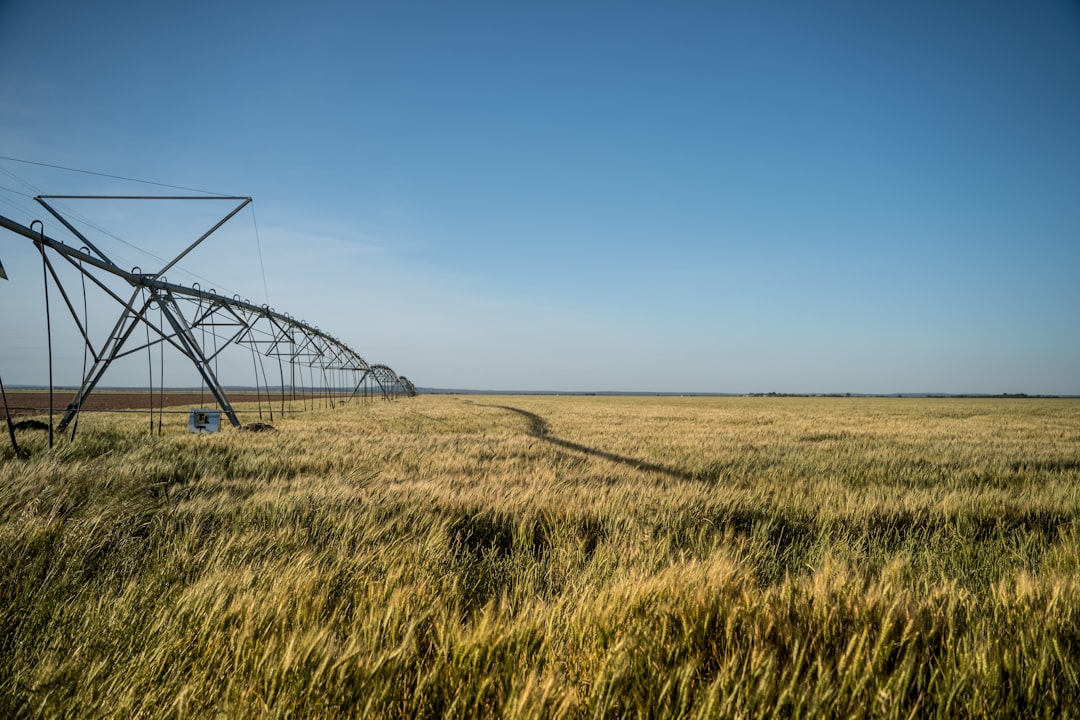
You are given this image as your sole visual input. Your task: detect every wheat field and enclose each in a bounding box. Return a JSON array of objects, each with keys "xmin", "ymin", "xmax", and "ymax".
[{"xmin": 2, "ymin": 394, "xmax": 1079, "ymax": 718}]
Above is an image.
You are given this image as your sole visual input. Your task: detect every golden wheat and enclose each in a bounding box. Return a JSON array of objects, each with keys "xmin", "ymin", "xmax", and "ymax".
[{"xmin": 2, "ymin": 395, "xmax": 1079, "ymax": 717}]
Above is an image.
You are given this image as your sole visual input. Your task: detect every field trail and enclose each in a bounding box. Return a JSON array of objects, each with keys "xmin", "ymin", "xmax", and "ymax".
[{"xmin": 481, "ymin": 401, "xmax": 705, "ymax": 482}]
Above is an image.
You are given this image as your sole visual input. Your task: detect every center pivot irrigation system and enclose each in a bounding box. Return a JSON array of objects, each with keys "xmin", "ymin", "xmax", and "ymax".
[{"xmin": 0, "ymin": 195, "xmax": 416, "ymax": 434}]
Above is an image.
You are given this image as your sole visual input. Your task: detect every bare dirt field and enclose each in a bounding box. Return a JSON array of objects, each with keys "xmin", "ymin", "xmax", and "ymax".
[{"xmin": 2, "ymin": 390, "xmax": 262, "ymax": 418}]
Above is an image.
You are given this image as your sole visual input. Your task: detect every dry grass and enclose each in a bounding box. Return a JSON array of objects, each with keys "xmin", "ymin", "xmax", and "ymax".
[{"xmin": 2, "ymin": 395, "xmax": 1080, "ymax": 717}]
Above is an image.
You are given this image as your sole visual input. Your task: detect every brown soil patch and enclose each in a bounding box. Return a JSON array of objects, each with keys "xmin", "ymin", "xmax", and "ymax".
[{"xmin": 2, "ymin": 390, "xmax": 271, "ymax": 418}]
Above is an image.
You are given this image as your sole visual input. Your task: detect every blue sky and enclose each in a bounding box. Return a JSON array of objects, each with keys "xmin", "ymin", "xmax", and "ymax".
[{"xmin": 1, "ymin": 1, "xmax": 1078, "ymax": 394}]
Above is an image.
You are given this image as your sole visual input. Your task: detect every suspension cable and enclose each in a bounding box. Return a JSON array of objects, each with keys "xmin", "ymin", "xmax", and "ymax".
[
  {"xmin": 250, "ymin": 201, "xmax": 271, "ymax": 307},
  {"xmin": 250, "ymin": 342, "xmax": 263, "ymax": 421},
  {"xmin": 144, "ymin": 290, "xmax": 153, "ymax": 436},
  {"xmin": 321, "ymin": 367, "xmax": 334, "ymax": 409},
  {"xmin": 256, "ymin": 346, "xmax": 273, "ymax": 423},
  {"xmin": 210, "ymin": 312, "xmax": 220, "ymax": 409},
  {"xmin": 299, "ymin": 356, "xmax": 307, "ymax": 412},
  {"xmin": 0, "ymin": 155, "xmax": 230, "ymax": 196},
  {"xmin": 70, "ymin": 252, "xmax": 90, "ymax": 441},
  {"xmin": 194, "ymin": 286, "xmax": 206, "ymax": 407},
  {"xmin": 35, "ymin": 222, "xmax": 54, "ymax": 448},
  {"xmin": 1, "ymin": 373, "xmax": 19, "ymax": 456},
  {"xmin": 277, "ymin": 352, "xmax": 286, "ymax": 418},
  {"xmin": 158, "ymin": 300, "xmax": 165, "ymax": 435}
]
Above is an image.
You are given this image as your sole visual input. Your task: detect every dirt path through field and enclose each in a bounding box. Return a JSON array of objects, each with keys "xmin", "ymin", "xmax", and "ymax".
[{"xmin": 482, "ymin": 402, "xmax": 699, "ymax": 482}]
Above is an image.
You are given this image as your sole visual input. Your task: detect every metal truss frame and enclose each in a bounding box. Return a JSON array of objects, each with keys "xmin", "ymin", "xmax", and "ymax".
[{"xmin": 0, "ymin": 196, "xmax": 415, "ymax": 430}]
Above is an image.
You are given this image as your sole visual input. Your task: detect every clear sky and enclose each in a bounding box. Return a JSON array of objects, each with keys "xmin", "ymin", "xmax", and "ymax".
[{"xmin": 1, "ymin": 1, "xmax": 1078, "ymax": 394}]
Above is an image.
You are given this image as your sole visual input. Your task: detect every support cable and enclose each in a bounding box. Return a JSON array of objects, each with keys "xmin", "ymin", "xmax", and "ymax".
[
  {"xmin": 256, "ymin": 347, "xmax": 273, "ymax": 423},
  {"xmin": 300, "ymin": 357, "xmax": 307, "ymax": 412},
  {"xmin": 250, "ymin": 342, "xmax": 263, "ymax": 421},
  {"xmin": 276, "ymin": 351, "xmax": 285, "ymax": 418},
  {"xmin": 288, "ymin": 330, "xmax": 296, "ymax": 412},
  {"xmin": 70, "ymin": 253, "xmax": 90, "ymax": 441},
  {"xmin": 158, "ymin": 300, "xmax": 165, "ymax": 435},
  {"xmin": 196, "ymin": 288, "xmax": 206, "ymax": 407},
  {"xmin": 35, "ymin": 221, "xmax": 54, "ymax": 448},
  {"xmin": 1, "ymin": 373, "xmax": 19, "ymax": 456},
  {"xmin": 144, "ymin": 290, "xmax": 154, "ymax": 436},
  {"xmin": 250, "ymin": 202, "xmax": 271, "ymax": 307},
  {"xmin": 296, "ymin": 357, "xmax": 303, "ymax": 412},
  {"xmin": 211, "ymin": 316, "xmax": 220, "ymax": 409},
  {"xmin": 0, "ymin": 155, "xmax": 229, "ymax": 196},
  {"xmin": 322, "ymin": 367, "xmax": 335, "ymax": 409}
]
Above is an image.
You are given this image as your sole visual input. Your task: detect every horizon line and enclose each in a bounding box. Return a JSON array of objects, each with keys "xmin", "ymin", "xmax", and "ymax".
[{"xmin": 4, "ymin": 385, "xmax": 1077, "ymax": 399}]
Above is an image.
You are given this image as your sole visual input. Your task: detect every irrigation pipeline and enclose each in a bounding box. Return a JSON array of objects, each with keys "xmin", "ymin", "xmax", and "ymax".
[{"xmin": 0, "ymin": 206, "xmax": 416, "ymax": 432}]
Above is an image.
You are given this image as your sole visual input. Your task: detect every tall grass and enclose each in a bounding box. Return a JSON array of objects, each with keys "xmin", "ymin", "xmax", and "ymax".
[{"xmin": 2, "ymin": 396, "xmax": 1079, "ymax": 717}]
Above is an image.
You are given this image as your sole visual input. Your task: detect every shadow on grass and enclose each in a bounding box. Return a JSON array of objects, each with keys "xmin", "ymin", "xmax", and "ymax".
[{"xmin": 484, "ymin": 403, "xmax": 699, "ymax": 482}]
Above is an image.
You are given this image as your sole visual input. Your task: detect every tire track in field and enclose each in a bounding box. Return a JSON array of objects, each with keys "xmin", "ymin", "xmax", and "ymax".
[{"xmin": 483, "ymin": 403, "xmax": 698, "ymax": 482}]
